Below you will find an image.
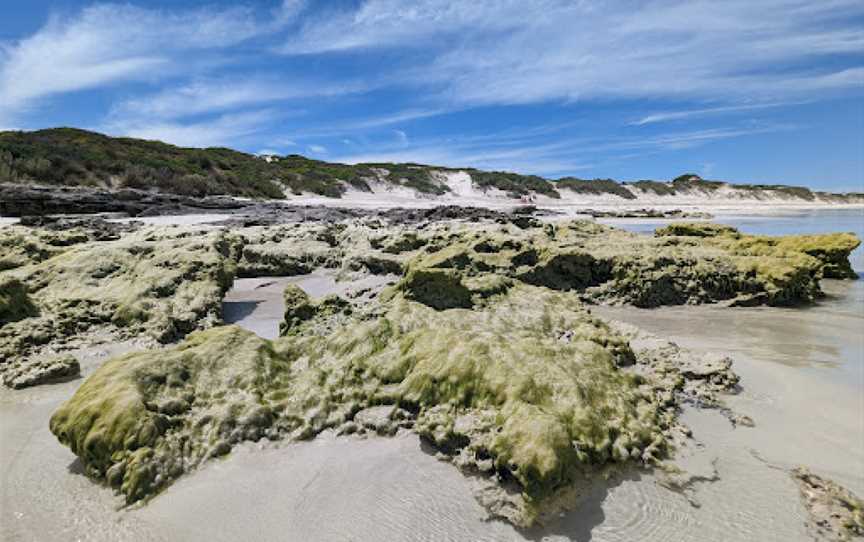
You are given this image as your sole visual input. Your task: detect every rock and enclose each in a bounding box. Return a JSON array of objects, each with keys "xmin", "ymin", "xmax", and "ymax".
[
  {"xmin": 0, "ymin": 226, "xmax": 239, "ymax": 386},
  {"xmin": 0, "ymin": 210, "xmax": 853, "ymax": 527},
  {"xmin": 398, "ymin": 267, "xmax": 474, "ymax": 310},
  {"xmin": 0, "ymin": 277, "xmax": 37, "ymax": 325},
  {"xmin": 581, "ymin": 208, "xmax": 714, "ymax": 219},
  {"xmin": 19, "ymin": 214, "xmax": 140, "ymax": 241},
  {"xmin": 50, "ymin": 286, "xmax": 676, "ymax": 523},
  {"xmin": 792, "ymin": 467, "xmax": 864, "ymax": 541},
  {"xmin": 3, "ymin": 354, "xmax": 80, "ymax": 388},
  {"xmin": 657, "ymin": 222, "xmax": 861, "ymax": 282},
  {"xmin": 279, "ymin": 285, "xmax": 351, "ymax": 336},
  {"xmin": 279, "ymin": 285, "xmax": 316, "ymax": 334},
  {"xmin": 353, "ymin": 405, "xmax": 412, "ymax": 436},
  {"xmin": 0, "ymin": 183, "xmax": 248, "ymax": 217}
]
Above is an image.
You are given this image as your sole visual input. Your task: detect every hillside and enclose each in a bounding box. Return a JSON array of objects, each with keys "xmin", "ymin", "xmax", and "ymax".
[{"xmin": 1, "ymin": 128, "xmax": 861, "ymax": 204}]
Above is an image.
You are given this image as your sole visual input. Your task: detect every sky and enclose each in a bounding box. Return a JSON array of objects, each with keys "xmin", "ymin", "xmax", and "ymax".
[{"xmin": 0, "ymin": 1, "xmax": 862, "ymax": 190}]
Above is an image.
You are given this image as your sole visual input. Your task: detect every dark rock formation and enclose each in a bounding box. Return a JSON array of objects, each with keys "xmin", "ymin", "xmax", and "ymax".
[{"xmin": 0, "ymin": 183, "xmax": 247, "ymax": 217}]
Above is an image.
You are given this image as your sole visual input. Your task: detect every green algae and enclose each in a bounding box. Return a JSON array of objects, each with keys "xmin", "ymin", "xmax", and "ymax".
[
  {"xmin": 394, "ymin": 220, "xmax": 850, "ymax": 308},
  {"xmin": 0, "ymin": 227, "xmax": 239, "ymax": 382},
  {"xmin": 657, "ymin": 223, "xmax": 861, "ymax": 283},
  {"xmin": 41, "ymin": 216, "xmax": 858, "ymax": 525},
  {"xmin": 0, "ymin": 277, "xmax": 37, "ymax": 325},
  {"xmin": 50, "ymin": 286, "xmax": 672, "ymax": 520},
  {"xmin": 792, "ymin": 467, "xmax": 864, "ymax": 541},
  {"xmin": 0, "ymin": 225, "xmax": 86, "ymax": 271}
]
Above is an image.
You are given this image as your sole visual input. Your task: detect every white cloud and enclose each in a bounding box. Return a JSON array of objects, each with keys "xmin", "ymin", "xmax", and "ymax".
[
  {"xmin": 102, "ymin": 109, "xmax": 277, "ymax": 148},
  {"xmin": 393, "ymin": 129, "xmax": 408, "ymax": 145},
  {"xmin": 113, "ymin": 78, "xmax": 368, "ymax": 120},
  {"xmin": 332, "ymin": 122, "xmax": 789, "ymax": 176},
  {"xmin": 0, "ymin": 3, "xmax": 292, "ymax": 120},
  {"xmin": 307, "ymin": 144, "xmax": 327, "ymax": 154},
  {"xmin": 280, "ymin": 0, "xmax": 864, "ymax": 105},
  {"xmin": 630, "ymin": 102, "xmax": 806, "ymax": 126}
]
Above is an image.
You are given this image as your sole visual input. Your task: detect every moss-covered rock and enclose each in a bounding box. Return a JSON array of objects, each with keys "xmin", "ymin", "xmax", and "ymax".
[
  {"xmin": 398, "ymin": 267, "xmax": 474, "ymax": 309},
  {"xmin": 280, "ymin": 284, "xmax": 316, "ymax": 333},
  {"xmin": 237, "ymin": 237, "xmax": 333, "ymax": 277},
  {"xmin": 395, "ymin": 220, "xmax": 858, "ymax": 308},
  {"xmin": 0, "ymin": 225, "xmax": 85, "ymax": 271},
  {"xmin": 792, "ymin": 467, "xmax": 864, "ymax": 541},
  {"xmin": 0, "ymin": 277, "xmax": 37, "ymax": 325},
  {"xmin": 0, "ymin": 227, "xmax": 240, "ymax": 385},
  {"xmin": 51, "ymin": 286, "xmax": 680, "ymax": 521},
  {"xmin": 3, "ymin": 354, "xmax": 79, "ymax": 388},
  {"xmin": 657, "ymin": 222, "xmax": 861, "ymax": 284},
  {"xmin": 655, "ymin": 223, "xmax": 739, "ymax": 238}
]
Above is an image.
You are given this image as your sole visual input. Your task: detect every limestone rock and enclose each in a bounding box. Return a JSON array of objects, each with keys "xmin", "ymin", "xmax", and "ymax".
[
  {"xmin": 4, "ymin": 354, "xmax": 80, "ymax": 388},
  {"xmin": 792, "ymin": 467, "xmax": 864, "ymax": 541}
]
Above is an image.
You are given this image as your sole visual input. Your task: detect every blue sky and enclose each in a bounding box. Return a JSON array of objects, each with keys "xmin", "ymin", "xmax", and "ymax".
[{"xmin": 1, "ymin": 1, "xmax": 862, "ymax": 190}]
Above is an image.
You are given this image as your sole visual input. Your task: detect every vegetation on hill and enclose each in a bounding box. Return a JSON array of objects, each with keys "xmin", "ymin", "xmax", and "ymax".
[
  {"xmin": 734, "ymin": 183, "xmax": 815, "ymax": 201},
  {"xmin": 466, "ymin": 169, "xmax": 560, "ymax": 199},
  {"xmin": 0, "ymin": 128, "xmax": 286, "ymax": 198},
  {"xmin": 0, "ymin": 128, "xmax": 858, "ymax": 202},
  {"xmin": 555, "ymin": 177, "xmax": 636, "ymax": 199},
  {"xmin": 627, "ymin": 180, "xmax": 678, "ymax": 196}
]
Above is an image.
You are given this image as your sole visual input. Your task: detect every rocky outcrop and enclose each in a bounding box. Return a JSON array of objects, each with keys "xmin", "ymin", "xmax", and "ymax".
[
  {"xmin": 396, "ymin": 220, "xmax": 858, "ymax": 308},
  {"xmin": 580, "ymin": 208, "xmax": 713, "ymax": 219},
  {"xmin": 792, "ymin": 468, "xmax": 864, "ymax": 541},
  {"xmin": 0, "ymin": 277, "xmax": 37, "ymax": 325},
  {"xmin": 32, "ymin": 214, "xmax": 858, "ymax": 526},
  {"xmin": 657, "ymin": 223, "xmax": 861, "ymax": 281},
  {"xmin": 0, "ymin": 183, "xmax": 247, "ymax": 217},
  {"xmin": 3, "ymin": 354, "xmax": 79, "ymax": 388},
  {"xmin": 5, "ymin": 216, "xmax": 857, "ymax": 390},
  {"xmin": 48, "ymin": 282, "xmax": 747, "ymax": 526},
  {"xmin": 0, "ymin": 226, "xmax": 239, "ymax": 385}
]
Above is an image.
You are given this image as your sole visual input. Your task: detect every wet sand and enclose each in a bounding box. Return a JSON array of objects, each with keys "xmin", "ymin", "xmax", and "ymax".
[{"xmin": 221, "ymin": 272, "xmax": 396, "ymax": 339}]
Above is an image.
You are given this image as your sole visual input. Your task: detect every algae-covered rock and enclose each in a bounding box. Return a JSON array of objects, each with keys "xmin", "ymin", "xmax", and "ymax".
[
  {"xmin": 237, "ymin": 236, "xmax": 333, "ymax": 277},
  {"xmin": 0, "ymin": 277, "xmax": 37, "ymax": 325},
  {"xmin": 280, "ymin": 284, "xmax": 316, "ymax": 333},
  {"xmin": 51, "ymin": 286, "xmax": 676, "ymax": 523},
  {"xmin": 655, "ymin": 223, "xmax": 739, "ymax": 238},
  {"xmin": 657, "ymin": 223, "xmax": 861, "ymax": 281},
  {"xmin": 0, "ymin": 226, "xmax": 240, "ymax": 386},
  {"xmin": 398, "ymin": 267, "xmax": 474, "ymax": 309},
  {"xmin": 396, "ymin": 220, "xmax": 856, "ymax": 308},
  {"xmin": 279, "ymin": 284, "xmax": 352, "ymax": 336},
  {"xmin": 50, "ymin": 326, "xmax": 287, "ymax": 503},
  {"xmin": 792, "ymin": 467, "xmax": 864, "ymax": 541},
  {"xmin": 0, "ymin": 225, "xmax": 82, "ymax": 270},
  {"xmin": 3, "ymin": 354, "xmax": 80, "ymax": 388}
]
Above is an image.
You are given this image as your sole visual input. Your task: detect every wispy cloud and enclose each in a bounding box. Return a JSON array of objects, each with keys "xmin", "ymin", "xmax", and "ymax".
[
  {"xmin": 113, "ymin": 78, "xmax": 369, "ymax": 120},
  {"xmin": 630, "ymin": 102, "xmax": 806, "ymax": 126},
  {"xmin": 102, "ymin": 109, "xmax": 278, "ymax": 148},
  {"xmin": 281, "ymin": 0, "xmax": 864, "ymax": 105},
  {"xmin": 0, "ymin": 3, "xmax": 297, "ymax": 122},
  {"xmin": 332, "ymin": 122, "xmax": 791, "ymax": 176}
]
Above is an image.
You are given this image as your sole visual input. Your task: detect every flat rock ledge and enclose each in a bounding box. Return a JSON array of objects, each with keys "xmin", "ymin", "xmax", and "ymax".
[{"xmin": 3, "ymin": 354, "xmax": 80, "ymax": 389}]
